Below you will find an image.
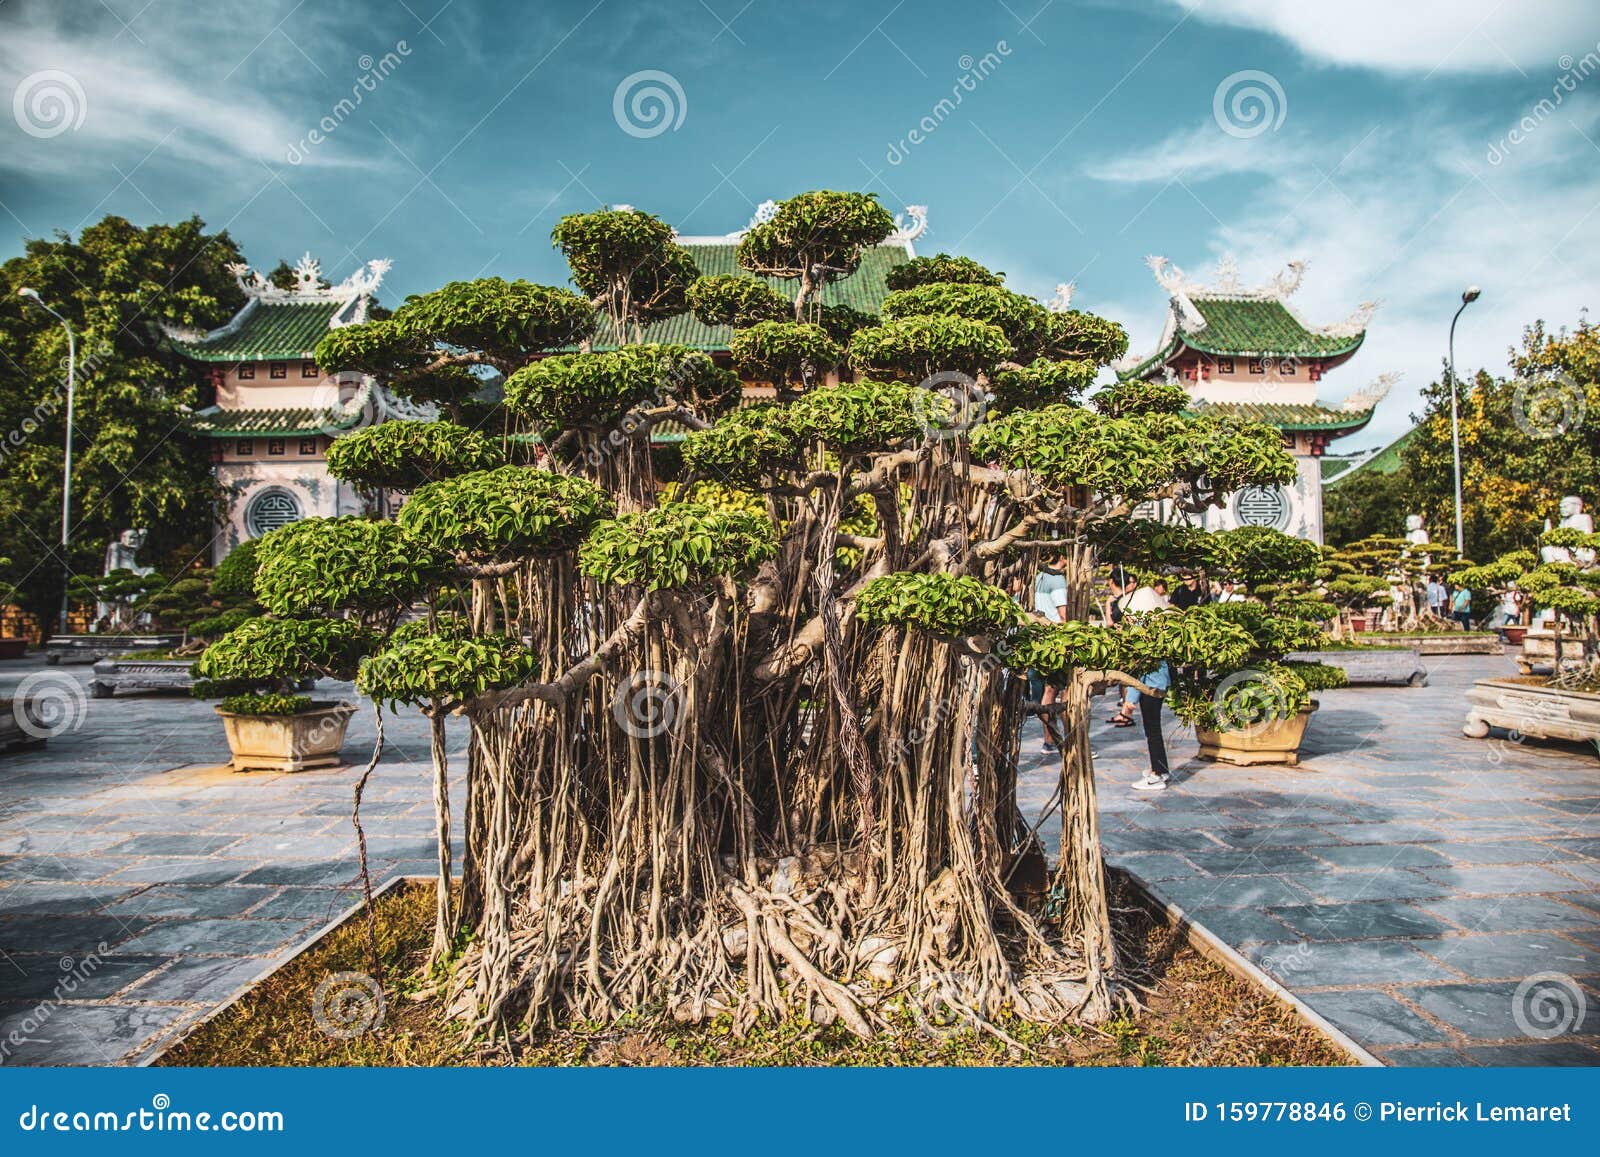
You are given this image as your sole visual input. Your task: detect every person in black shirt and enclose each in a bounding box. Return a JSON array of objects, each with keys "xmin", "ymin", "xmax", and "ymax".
[{"xmin": 1170, "ymin": 570, "xmax": 1207, "ymax": 610}]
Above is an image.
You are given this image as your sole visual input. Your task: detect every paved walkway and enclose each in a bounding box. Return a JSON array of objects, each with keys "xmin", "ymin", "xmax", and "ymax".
[
  {"xmin": 1018, "ymin": 652, "xmax": 1599, "ymax": 1066},
  {"xmin": 0, "ymin": 657, "xmax": 466, "ymax": 1065},
  {"xmin": 2, "ymin": 651, "xmax": 1596, "ymax": 1066}
]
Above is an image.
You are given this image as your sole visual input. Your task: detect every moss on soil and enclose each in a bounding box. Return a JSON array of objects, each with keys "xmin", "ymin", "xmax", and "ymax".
[{"xmin": 158, "ymin": 881, "xmax": 1348, "ymax": 1068}]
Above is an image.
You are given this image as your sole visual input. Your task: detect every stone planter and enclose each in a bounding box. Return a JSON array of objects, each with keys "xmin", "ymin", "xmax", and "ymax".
[
  {"xmin": 0, "ymin": 697, "xmax": 47, "ymax": 752},
  {"xmin": 1289, "ymin": 647, "xmax": 1425, "ymax": 686},
  {"xmin": 1514, "ymin": 629, "xmax": 1587, "ymax": 675},
  {"xmin": 45, "ymin": 633, "xmax": 182, "ymax": 665},
  {"xmin": 215, "ymin": 701, "xmax": 356, "ymax": 772},
  {"xmin": 89, "ymin": 657, "xmax": 195, "ymax": 698},
  {"xmin": 0, "ymin": 638, "xmax": 26, "ymax": 660},
  {"xmin": 1369, "ymin": 633, "xmax": 1501, "ymax": 656},
  {"xmin": 1462, "ymin": 679, "xmax": 1600, "ymax": 747},
  {"xmin": 1197, "ymin": 702, "xmax": 1319, "ymax": 767}
]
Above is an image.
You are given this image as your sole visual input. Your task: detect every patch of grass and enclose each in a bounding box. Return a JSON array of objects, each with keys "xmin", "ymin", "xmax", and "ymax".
[{"xmin": 158, "ymin": 881, "xmax": 1349, "ymax": 1068}]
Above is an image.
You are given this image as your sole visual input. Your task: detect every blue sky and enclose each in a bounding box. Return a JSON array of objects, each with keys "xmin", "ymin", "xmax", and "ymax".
[{"xmin": 3, "ymin": 0, "xmax": 1599, "ymax": 448}]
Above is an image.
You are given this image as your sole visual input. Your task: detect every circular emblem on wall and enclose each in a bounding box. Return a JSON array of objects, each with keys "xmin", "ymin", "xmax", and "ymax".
[
  {"xmin": 245, "ymin": 487, "xmax": 303, "ymax": 538},
  {"xmin": 1233, "ymin": 485, "xmax": 1290, "ymax": 530}
]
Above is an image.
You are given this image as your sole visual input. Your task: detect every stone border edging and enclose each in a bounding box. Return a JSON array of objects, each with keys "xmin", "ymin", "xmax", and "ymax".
[
  {"xmin": 138, "ymin": 874, "xmax": 416, "ymax": 1067},
  {"xmin": 1106, "ymin": 865, "xmax": 1384, "ymax": 1068}
]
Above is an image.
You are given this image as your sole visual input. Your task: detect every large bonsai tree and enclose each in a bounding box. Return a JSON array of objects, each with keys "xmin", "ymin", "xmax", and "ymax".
[
  {"xmin": 204, "ymin": 192, "xmax": 1303, "ymax": 1038},
  {"xmin": 1454, "ymin": 528, "xmax": 1600, "ymax": 681}
]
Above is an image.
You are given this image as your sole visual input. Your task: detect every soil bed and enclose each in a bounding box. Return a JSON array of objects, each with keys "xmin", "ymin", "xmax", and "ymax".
[{"xmin": 159, "ymin": 881, "xmax": 1348, "ymax": 1068}]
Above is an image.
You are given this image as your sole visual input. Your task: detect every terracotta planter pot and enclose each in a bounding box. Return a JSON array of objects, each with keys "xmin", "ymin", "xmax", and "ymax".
[
  {"xmin": 1196, "ymin": 702, "xmax": 1318, "ymax": 767},
  {"xmin": 1349, "ymin": 616, "xmax": 1368, "ymax": 633},
  {"xmin": 1500, "ymin": 625, "xmax": 1528, "ymax": 645},
  {"xmin": 1462, "ymin": 679, "xmax": 1600, "ymax": 747},
  {"xmin": 215, "ymin": 701, "xmax": 356, "ymax": 772}
]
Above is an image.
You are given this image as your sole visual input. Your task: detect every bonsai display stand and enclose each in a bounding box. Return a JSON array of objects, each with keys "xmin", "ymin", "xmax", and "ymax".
[
  {"xmin": 1462, "ymin": 679, "xmax": 1600, "ymax": 748},
  {"xmin": 89, "ymin": 657, "xmax": 197, "ymax": 698},
  {"xmin": 1289, "ymin": 647, "xmax": 1426, "ymax": 686},
  {"xmin": 44, "ymin": 634, "xmax": 183, "ymax": 665}
]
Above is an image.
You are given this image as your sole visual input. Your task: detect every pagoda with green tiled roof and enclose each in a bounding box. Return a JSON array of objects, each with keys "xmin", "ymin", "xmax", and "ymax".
[
  {"xmin": 167, "ymin": 254, "xmax": 407, "ymax": 561},
  {"xmin": 1116, "ymin": 255, "xmax": 1395, "ymax": 543}
]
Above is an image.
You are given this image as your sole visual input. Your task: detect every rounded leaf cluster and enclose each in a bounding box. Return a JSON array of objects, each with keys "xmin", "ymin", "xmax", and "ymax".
[
  {"xmin": 736, "ymin": 191, "xmax": 896, "ymax": 283},
  {"xmin": 727, "ymin": 322, "xmax": 841, "ymax": 388},
  {"xmin": 884, "ymin": 253, "xmax": 1004, "ymax": 291},
  {"xmin": 969, "ymin": 406, "xmax": 1174, "ymax": 493},
  {"xmin": 578, "ymin": 502, "xmax": 778, "ymax": 591},
  {"xmin": 197, "ymin": 617, "xmax": 375, "ymax": 684},
  {"xmin": 680, "ymin": 405, "xmax": 799, "ymax": 487},
  {"xmin": 315, "ymin": 318, "xmax": 432, "ymax": 380},
  {"xmin": 210, "ymin": 539, "xmax": 261, "ymax": 598},
  {"xmin": 358, "ymin": 631, "xmax": 538, "ymax": 707},
  {"xmin": 325, "ymin": 420, "xmax": 503, "ymax": 493},
  {"xmin": 989, "ymin": 358, "xmax": 1096, "ymax": 411},
  {"xmin": 506, "ymin": 345, "xmax": 738, "ymax": 430},
  {"xmin": 392, "ymin": 278, "xmax": 595, "ymax": 359},
  {"xmin": 848, "ymin": 315, "xmax": 1012, "ymax": 382},
  {"xmin": 1092, "ymin": 380, "xmax": 1189, "ymax": 418},
  {"xmin": 855, "ymin": 572, "xmax": 1022, "ymax": 638},
  {"xmin": 399, "ymin": 466, "xmax": 614, "ymax": 561},
  {"xmin": 883, "ymin": 283, "xmax": 1050, "ymax": 359},
  {"xmin": 1045, "ymin": 310, "xmax": 1129, "ymax": 366},
  {"xmin": 253, "ymin": 517, "xmax": 450, "ymax": 617},
  {"xmin": 687, "ymin": 275, "xmax": 789, "ymax": 328},
  {"xmin": 552, "ymin": 208, "xmax": 699, "ymax": 326},
  {"xmin": 783, "ymin": 380, "xmax": 947, "ymax": 455}
]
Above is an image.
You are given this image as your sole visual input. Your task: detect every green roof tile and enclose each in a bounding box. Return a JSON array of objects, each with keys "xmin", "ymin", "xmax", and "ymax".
[
  {"xmin": 1323, "ymin": 425, "xmax": 1416, "ymax": 486},
  {"xmin": 187, "ymin": 381, "xmax": 373, "ymax": 437},
  {"xmin": 172, "ymin": 300, "xmax": 343, "ymax": 362},
  {"xmin": 1184, "ymin": 297, "xmax": 1364, "ymax": 358},
  {"xmin": 588, "ymin": 242, "xmax": 911, "ymax": 351},
  {"xmin": 1186, "ymin": 399, "xmax": 1377, "ymax": 433}
]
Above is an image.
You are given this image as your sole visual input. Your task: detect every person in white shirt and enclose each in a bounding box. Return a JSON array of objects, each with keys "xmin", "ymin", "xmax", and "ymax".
[{"xmin": 1031, "ymin": 558, "xmax": 1070, "ymax": 751}]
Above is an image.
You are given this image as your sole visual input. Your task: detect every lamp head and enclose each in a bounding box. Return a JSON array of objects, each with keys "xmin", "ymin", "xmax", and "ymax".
[
  {"xmin": 1462, "ymin": 286, "xmax": 1481, "ymax": 304},
  {"xmin": 17, "ymin": 287, "xmax": 41, "ymax": 301}
]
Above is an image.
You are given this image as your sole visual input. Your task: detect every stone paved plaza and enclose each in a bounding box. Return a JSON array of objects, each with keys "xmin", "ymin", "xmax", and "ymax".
[
  {"xmin": 1, "ymin": 650, "xmax": 1596, "ymax": 1066},
  {"xmin": 1018, "ymin": 651, "xmax": 1600, "ymax": 1066}
]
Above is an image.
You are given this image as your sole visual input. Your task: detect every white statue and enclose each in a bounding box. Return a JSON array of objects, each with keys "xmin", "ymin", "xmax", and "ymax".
[
  {"xmin": 1404, "ymin": 514, "xmax": 1429, "ymax": 547},
  {"xmin": 97, "ymin": 530, "xmax": 153, "ymax": 630},
  {"xmin": 1540, "ymin": 495, "xmax": 1596, "ymax": 566}
]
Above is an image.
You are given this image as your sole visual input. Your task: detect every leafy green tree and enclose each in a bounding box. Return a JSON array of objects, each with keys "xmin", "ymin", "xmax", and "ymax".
[
  {"xmin": 0, "ymin": 216, "xmax": 245, "ymax": 619},
  {"xmin": 204, "ymin": 189, "xmax": 1315, "ymax": 1043}
]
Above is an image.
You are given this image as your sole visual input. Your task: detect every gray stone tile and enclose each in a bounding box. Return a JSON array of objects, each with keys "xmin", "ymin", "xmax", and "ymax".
[
  {"xmin": 0, "ymin": 1001, "xmax": 186, "ymax": 1065},
  {"xmin": 1375, "ymin": 1046, "xmax": 1473, "ymax": 1066},
  {"xmin": 1248, "ymin": 939, "xmax": 1460, "ymax": 986},
  {"xmin": 0, "ymin": 856, "xmax": 130, "ymax": 882},
  {"xmin": 1461, "ymin": 1041, "xmax": 1600, "ymax": 1066},
  {"xmin": 242, "ymin": 886, "xmax": 362, "ymax": 921},
  {"xmin": 0, "ymin": 953, "xmax": 167, "ymax": 1003},
  {"xmin": 1182, "ymin": 848, "xmax": 1329, "ymax": 875},
  {"xmin": 1308, "ymin": 844, "xmax": 1451, "ymax": 871},
  {"xmin": 1216, "ymin": 825, "xmax": 1353, "ymax": 848},
  {"xmin": 235, "ymin": 861, "xmax": 365, "ymax": 887},
  {"xmin": 1399, "ymin": 981, "xmax": 1600, "ymax": 1040},
  {"xmin": 1185, "ymin": 906, "xmax": 1298, "ymax": 945},
  {"xmin": 1421, "ymin": 896, "xmax": 1599, "ymax": 933},
  {"xmin": 103, "ymin": 886, "xmax": 272, "ymax": 920},
  {"xmin": 113, "ymin": 917, "xmax": 314, "ymax": 956},
  {"xmin": 0, "ymin": 913, "xmax": 153, "ymax": 954},
  {"xmin": 1301, "ymin": 990, "xmax": 1453, "ymax": 1046},
  {"xmin": 1335, "ymin": 823, "xmax": 1449, "ymax": 845},
  {"xmin": 1293, "ymin": 868, "xmax": 1452, "ymax": 903},
  {"xmin": 1270, "ymin": 901, "xmax": 1455, "ymax": 941},
  {"xmin": 1419, "ymin": 933, "xmax": 1600, "ymax": 981},
  {"xmin": 104, "ymin": 858, "xmax": 257, "ymax": 885},
  {"xmin": 121, "ymin": 955, "xmax": 270, "ymax": 1003},
  {"xmin": 1431, "ymin": 841, "xmax": 1576, "ymax": 865},
  {"xmin": 1101, "ymin": 829, "xmax": 1223, "ymax": 854},
  {"xmin": 1154, "ymin": 875, "xmax": 1312, "ymax": 910},
  {"xmin": 0, "ymin": 882, "xmax": 139, "ymax": 915},
  {"xmin": 1105, "ymin": 852, "xmax": 1198, "ymax": 882},
  {"xmin": 1421, "ymin": 865, "xmax": 1588, "ymax": 895}
]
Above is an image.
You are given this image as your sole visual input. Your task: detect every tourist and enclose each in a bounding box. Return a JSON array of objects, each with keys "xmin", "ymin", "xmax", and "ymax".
[
  {"xmin": 1127, "ymin": 661, "xmax": 1172, "ymax": 792},
  {"xmin": 1107, "ymin": 575, "xmax": 1169, "ymax": 728},
  {"xmin": 1450, "ymin": 583, "xmax": 1473, "ymax": 631},
  {"xmin": 1426, "ymin": 576, "xmax": 1447, "ymax": 619},
  {"xmin": 1033, "ymin": 558, "xmax": 1070, "ymax": 751},
  {"xmin": 1171, "ymin": 570, "xmax": 1206, "ymax": 609},
  {"xmin": 1214, "ymin": 579, "xmax": 1244, "ymax": 603}
]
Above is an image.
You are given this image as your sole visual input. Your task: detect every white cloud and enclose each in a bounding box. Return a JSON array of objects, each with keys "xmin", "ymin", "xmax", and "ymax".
[
  {"xmin": 1160, "ymin": 0, "xmax": 1599, "ymax": 75},
  {"xmin": 0, "ymin": 6, "xmax": 398, "ymax": 178}
]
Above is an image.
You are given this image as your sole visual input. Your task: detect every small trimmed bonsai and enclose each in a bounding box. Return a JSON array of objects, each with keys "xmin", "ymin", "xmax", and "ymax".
[{"xmin": 1454, "ymin": 529, "xmax": 1600, "ymax": 686}]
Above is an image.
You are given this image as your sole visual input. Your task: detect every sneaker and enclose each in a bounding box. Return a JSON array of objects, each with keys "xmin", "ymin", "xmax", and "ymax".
[
  {"xmin": 1130, "ymin": 774, "xmax": 1168, "ymax": 792},
  {"xmin": 1042, "ymin": 740, "xmax": 1058, "ymax": 753}
]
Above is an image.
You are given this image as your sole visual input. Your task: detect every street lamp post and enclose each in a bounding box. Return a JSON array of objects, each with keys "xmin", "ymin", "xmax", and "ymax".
[
  {"xmin": 17, "ymin": 288, "xmax": 78, "ymax": 635},
  {"xmin": 1447, "ymin": 286, "xmax": 1481, "ymax": 558}
]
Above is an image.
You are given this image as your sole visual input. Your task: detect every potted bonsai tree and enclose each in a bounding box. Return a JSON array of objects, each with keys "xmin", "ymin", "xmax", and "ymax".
[{"xmin": 1456, "ymin": 530, "xmax": 1600, "ymax": 746}]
